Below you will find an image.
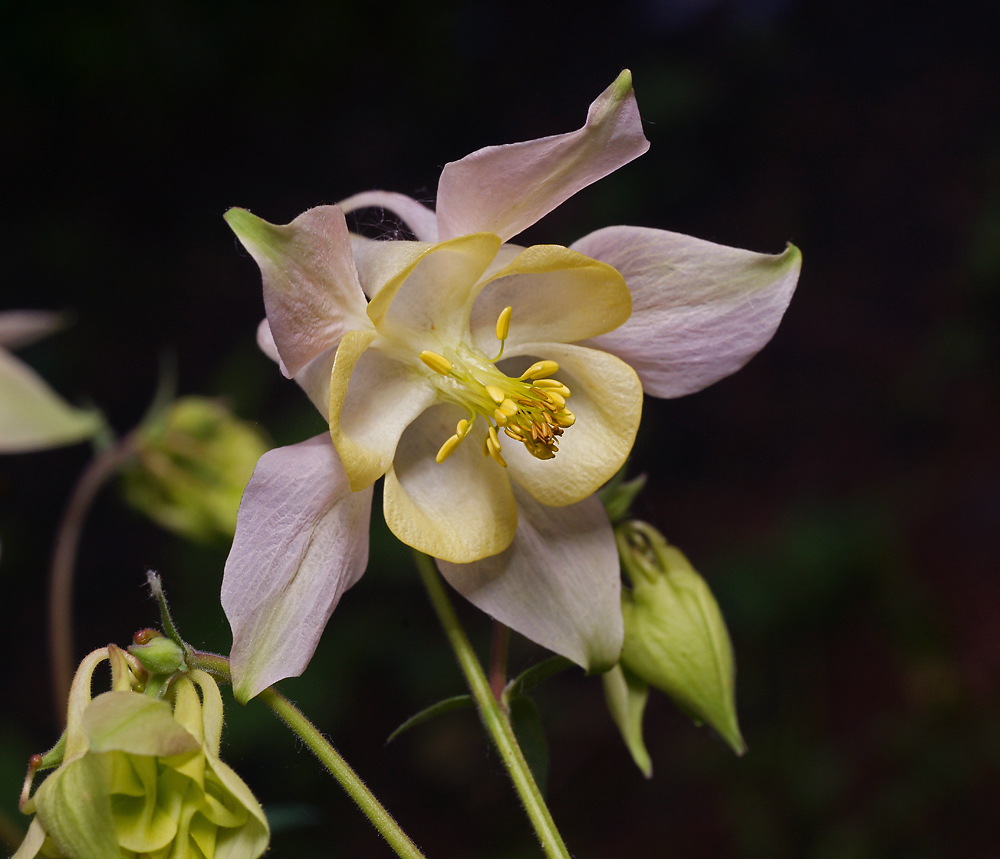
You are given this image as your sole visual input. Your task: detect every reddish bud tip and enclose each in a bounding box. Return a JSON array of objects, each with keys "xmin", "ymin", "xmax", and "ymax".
[
  {"xmin": 28, "ymin": 754, "xmax": 43, "ymax": 770},
  {"xmin": 133, "ymin": 628, "xmax": 159, "ymax": 645}
]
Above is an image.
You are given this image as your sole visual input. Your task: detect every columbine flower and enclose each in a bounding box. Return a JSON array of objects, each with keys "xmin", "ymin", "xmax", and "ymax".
[
  {"xmin": 14, "ymin": 646, "xmax": 268, "ymax": 859},
  {"xmin": 222, "ymin": 71, "xmax": 801, "ymax": 701},
  {"xmin": 0, "ymin": 311, "xmax": 102, "ymax": 452}
]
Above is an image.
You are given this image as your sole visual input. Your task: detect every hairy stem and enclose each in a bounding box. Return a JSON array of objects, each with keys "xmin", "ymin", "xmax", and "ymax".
[
  {"xmin": 190, "ymin": 652, "xmax": 426, "ymax": 859},
  {"xmin": 412, "ymin": 552, "xmax": 571, "ymax": 859}
]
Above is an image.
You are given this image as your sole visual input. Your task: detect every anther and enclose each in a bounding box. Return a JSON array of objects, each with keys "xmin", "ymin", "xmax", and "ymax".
[
  {"xmin": 496, "ymin": 306, "xmax": 512, "ymax": 342},
  {"xmin": 436, "ymin": 434, "xmax": 463, "ymax": 464},
  {"xmin": 499, "ymin": 398, "xmax": 518, "ymax": 416},
  {"xmin": 456, "ymin": 418, "xmax": 470, "ymax": 439},
  {"xmin": 519, "ymin": 360, "xmax": 560, "ymax": 381},
  {"xmin": 554, "ymin": 410, "xmax": 576, "ymax": 427},
  {"xmin": 420, "ymin": 351, "xmax": 453, "ymax": 375},
  {"xmin": 544, "ymin": 390, "xmax": 566, "ymax": 409},
  {"xmin": 485, "ymin": 385, "xmax": 505, "ymax": 404},
  {"xmin": 493, "ymin": 408, "xmax": 508, "ymax": 426}
]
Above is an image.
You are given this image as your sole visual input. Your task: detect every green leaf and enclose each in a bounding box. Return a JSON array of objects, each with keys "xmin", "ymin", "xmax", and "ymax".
[
  {"xmin": 508, "ymin": 694, "xmax": 550, "ymax": 796},
  {"xmin": 386, "ymin": 695, "xmax": 474, "ymax": 743}
]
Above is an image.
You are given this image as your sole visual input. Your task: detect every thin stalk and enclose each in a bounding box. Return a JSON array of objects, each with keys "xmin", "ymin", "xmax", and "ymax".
[
  {"xmin": 489, "ymin": 620, "xmax": 510, "ymax": 704},
  {"xmin": 190, "ymin": 652, "xmax": 426, "ymax": 859},
  {"xmin": 49, "ymin": 434, "xmax": 137, "ymax": 720},
  {"xmin": 412, "ymin": 552, "xmax": 571, "ymax": 859}
]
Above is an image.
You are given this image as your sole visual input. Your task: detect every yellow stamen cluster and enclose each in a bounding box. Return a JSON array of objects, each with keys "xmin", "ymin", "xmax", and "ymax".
[{"xmin": 425, "ymin": 306, "xmax": 576, "ymax": 468}]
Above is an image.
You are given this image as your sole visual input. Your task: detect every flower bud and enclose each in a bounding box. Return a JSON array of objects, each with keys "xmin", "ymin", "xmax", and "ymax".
[
  {"xmin": 122, "ymin": 397, "xmax": 269, "ymax": 542},
  {"xmin": 15, "ymin": 647, "xmax": 269, "ymax": 859},
  {"xmin": 617, "ymin": 521, "xmax": 746, "ymax": 755},
  {"xmin": 128, "ymin": 630, "xmax": 187, "ymax": 676}
]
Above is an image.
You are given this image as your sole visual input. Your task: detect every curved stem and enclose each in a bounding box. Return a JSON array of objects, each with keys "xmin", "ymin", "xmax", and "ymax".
[
  {"xmin": 190, "ymin": 652, "xmax": 426, "ymax": 859},
  {"xmin": 49, "ymin": 434, "xmax": 137, "ymax": 721},
  {"xmin": 412, "ymin": 552, "xmax": 571, "ymax": 859}
]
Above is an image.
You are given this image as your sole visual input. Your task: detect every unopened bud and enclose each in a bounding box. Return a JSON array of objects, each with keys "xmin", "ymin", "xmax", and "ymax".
[
  {"xmin": 122, "ymin": 396, "xmax": 269, "ymax": 542},
  {"xmin": 617, "ymin": 521, "xmax": 746, "ymax": 755}
]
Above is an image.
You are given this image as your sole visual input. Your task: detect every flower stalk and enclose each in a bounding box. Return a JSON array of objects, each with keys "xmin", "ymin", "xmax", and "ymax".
[
  {"xmin": 189, "ymin": 651, "xmax": 426, "ymax": 859},
  {"xmin": 413, "ymin": 551, "xmax": 571, "ymax": 859},
  {"xmin": 48, "ymin": 432, "xmax": 138, "ymax": 719}
]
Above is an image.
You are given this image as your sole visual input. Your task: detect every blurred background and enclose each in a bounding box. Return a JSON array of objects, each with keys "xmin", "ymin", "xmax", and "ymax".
[{"xmin": 2, "ymin": 0, "xmax": 998, "ymax": 856}]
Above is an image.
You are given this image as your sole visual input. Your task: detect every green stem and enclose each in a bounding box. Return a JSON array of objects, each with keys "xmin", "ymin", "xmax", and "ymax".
[
  {"xmin": 412, "ymin": 552, "xmax": 571, "ymax": 859},
  {"xmin": 49, "ymin": 432, "xmax": 138, "ymax": 722},
  {"xmin": 190, "ymin": 652, "xmax": 426, "ymax": 859}
]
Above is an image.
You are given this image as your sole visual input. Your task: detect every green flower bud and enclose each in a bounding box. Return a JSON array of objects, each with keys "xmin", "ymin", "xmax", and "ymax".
[
  {"xmin": 617, "ymin": 521, "xmax": 746, "ymax": 755},
  {"xmin": 128, "ymin": 630, "xmax": 187, "ymax": 676},
  {"xmin": 15, "ymin": 647, "xmax": 269, "ymax": 859},
  {"xmin": 122, "ymin": 397, "xmax": 270, "ymax": 542}
]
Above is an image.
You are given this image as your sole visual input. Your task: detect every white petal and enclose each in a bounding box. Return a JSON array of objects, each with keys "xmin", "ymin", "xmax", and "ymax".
[
  {"xmin": 328, "ymin": 330, "xmax": 438, "ymax": 491},
  {"xmin": 349, "ymin": 235, "xmax": 435, "ymax": 300},
  {"xmin": 435, "ymin": 71, "xmax": 649, "ymax": 242},
  {"xmin": 468, "ymin": 244, "xmax": 631, "ymax": 354},
  {"xmin": 339, "ymin": 191, "xmax": 440, "ymax": 242},
  {"xmin": 0, "ymin": 349, "xmax": 101, "ymax": 452},
  {"xmin": 438, "ymin": 486, "xmax": 622, "ymax": 673},
  {"xmin": 223, "ymin": 434, "xmax": 372, "ymax": 702},
  {"xmin": 225, "ymin": 206, "xmax": 370, "ymax": 377},
  {"xmin": 383, "ymin": 404, "xmax": 517, "ymax": 563},
  {"xmin": 0, "ymin": 311, "xmax": 64, "ymax": 350},
  {"xmin": 501, "ymin": 343, "xmax": 642, "ymax": 507},
  {"xmin": 572, "ymin": 226, "xmax": 802, "ymax": 398},
  {"xmin": 366, "ymin": 233, "xmax": 501, "ymax": 345}
]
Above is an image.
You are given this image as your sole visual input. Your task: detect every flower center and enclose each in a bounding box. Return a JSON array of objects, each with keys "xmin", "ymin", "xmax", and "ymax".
[{"xmin": 418, "ymin": 306, "xmax": 575, "ymax": 468}]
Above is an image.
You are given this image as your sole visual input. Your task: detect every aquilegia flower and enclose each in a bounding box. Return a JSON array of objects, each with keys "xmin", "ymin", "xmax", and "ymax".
[
  {"xmin": 222, "ymin": 71, "xmax": 801, "ymax": 701},
  {"xmin": 14, "ymin": 646, "xmax": 268, "ymax": 859}
]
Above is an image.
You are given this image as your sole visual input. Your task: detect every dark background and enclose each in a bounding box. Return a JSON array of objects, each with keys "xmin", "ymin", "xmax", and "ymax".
[{"xmin": 2, "ymin": 1, "xmax": 998, "ymax": 856}]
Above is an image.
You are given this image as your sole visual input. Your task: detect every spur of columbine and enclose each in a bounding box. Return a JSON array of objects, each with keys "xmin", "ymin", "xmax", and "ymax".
[{"xmin": 222, "ymin": 70, "xmax": 801, "ymax": 701}]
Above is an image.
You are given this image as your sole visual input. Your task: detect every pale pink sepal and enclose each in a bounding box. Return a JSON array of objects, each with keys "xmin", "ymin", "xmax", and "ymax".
[
  {"xmin": 256, "ymin": 318, "xmax": 337, "ymax": 417},
  {"xmin": 339, "ymin": 191, "xmax": 440, "ymax": 243},
  {"xmin": 0, "ymin": 311, "xmax": 64, "ymax": 350},
  {"xmin": 573, "ymin": 227, "xmax": 802, "ymax": 398},
  {"xmin": 225, "ymin": 206, "xmax": 369, "ymax": 378},
  {"xmin": 435, "ymin": 70, "xmax": 650, "ymax": 243},
  {"xmin": 223, "ymin": 435, "xmax": 372, "ymax": 702},
  {"xmin": 437, "ymin": 487, "xmax": 623, "ymax": 673}
]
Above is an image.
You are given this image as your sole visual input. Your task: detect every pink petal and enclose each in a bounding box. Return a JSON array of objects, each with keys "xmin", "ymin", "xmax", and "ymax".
[
  {"xmin": 435, "ymin": 70, "xmax": 649, "ymax": 242},
  {"xmin": 223, "ymin": 434, "xmax": 372, "ymax": 701},
  {"xmin": 573, "ymin": 227, "xmax": 802, "ymax": 397},
  {"xmin": 438, "ymin": 486, "xmax": 622, "ymax": 673},
  {"xmin": 225, "ymin": 206, "xmax": 369, "ymax": 378},
  {"xmin": 339, "ymin": 191, "xmax": 439, "ymax": 242}
]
